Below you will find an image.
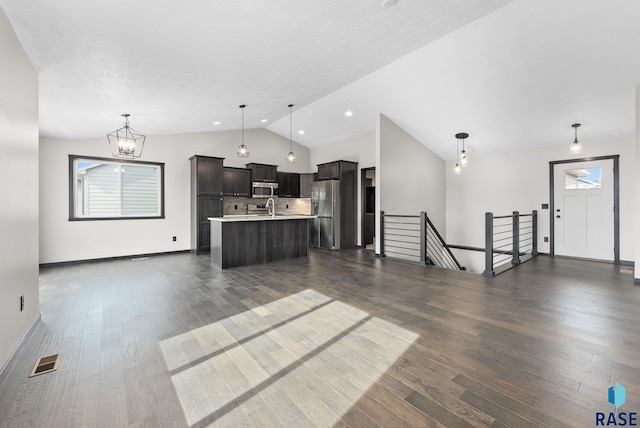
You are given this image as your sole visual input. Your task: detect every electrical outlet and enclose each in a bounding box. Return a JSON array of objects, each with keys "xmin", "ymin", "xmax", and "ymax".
[
  {"xmin": 286, "ymin": 204, "xmax": 289, "ymax": 209},
  {"xmin": 544, "ymin": 236, "xmax": 549, "ymax": 242},
  {"xmin": 172, "ymin": 236, "xmax": 177, "ymax": 242},
  {"xmin": 20, "ymin": 295, "xmax": 24, "ymax": 311},
  {"xmin": 234, "ymin": 204, "xmax": 238, "ymax": 210}
]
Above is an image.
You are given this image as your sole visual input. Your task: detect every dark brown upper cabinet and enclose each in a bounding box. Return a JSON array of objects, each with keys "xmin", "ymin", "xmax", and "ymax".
[
  {"xmin": 246, "ymin": 163, "xmax": 277, "ymax": 183},
  {"xmin": 299, "ymin": 173, "xmax": 315, "ymax": 198},
  {"xmin": 277, "ymin": 172, "xmax": 300, "ymax": 198},
  {"xmin": 192, "ymin": 156, "xmax": 224, "ymax": 195},
  {"xmin": 223, "ymin": 167, "xmax": 251, "ymax": 197},
  {"xmin": 317, "ymin": 162, "xmax": 341, "ymax": 181}
]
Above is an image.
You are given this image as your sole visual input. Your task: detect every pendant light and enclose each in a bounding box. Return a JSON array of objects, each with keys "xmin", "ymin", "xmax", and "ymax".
[
  {"xmin": 456, "ymin": 132, "xmax": 469, "ymax": 166},
  {"xmin": 285, "ymin": 104, "xmax": 297, "ymax": 163},
  {"xmin": 237, "ymin": 104, "xmax": 249, "ymax": 158},
  {"xmin": 107, "ymin": 114, "xmax": 146, "ymax": 159},
  {"xmin": 569, "ymin": 123, "xmax": 582, "ymax": 154},
  {"xmin": 454, "ymin": 132, "xmax": 469, "ymax": 174}
]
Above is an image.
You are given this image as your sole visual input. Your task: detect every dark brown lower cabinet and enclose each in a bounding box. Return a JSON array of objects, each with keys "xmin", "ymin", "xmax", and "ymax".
[{"xmin": 194, "ymin": 196, "xmax": 222, "ymax": 254}]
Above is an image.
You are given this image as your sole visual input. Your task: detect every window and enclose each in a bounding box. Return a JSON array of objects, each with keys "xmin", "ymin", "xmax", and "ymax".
[
  {"xmin": 69, "ymin": 155, "xmax": 164, "ymax": 220},
  {"xmin": 564, "ymin": 167, "xmax": 602, "ymax": 190}
]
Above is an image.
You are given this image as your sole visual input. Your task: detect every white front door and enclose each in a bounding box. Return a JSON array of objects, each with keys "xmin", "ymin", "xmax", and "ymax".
[{"xmin": 553, "ymin": 160, "xmax": 614, "ymax": 261}]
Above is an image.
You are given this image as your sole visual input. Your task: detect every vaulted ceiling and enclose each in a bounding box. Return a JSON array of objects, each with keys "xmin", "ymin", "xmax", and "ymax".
[{"xmin": 2, "ymin": 0, "xmax": 639, "ymax": 160}]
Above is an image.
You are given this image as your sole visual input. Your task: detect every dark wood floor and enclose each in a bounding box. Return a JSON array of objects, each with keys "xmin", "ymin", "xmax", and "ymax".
[{"xmin": 1, "ymin": 250, "xmax": 639, "ymax": 427}]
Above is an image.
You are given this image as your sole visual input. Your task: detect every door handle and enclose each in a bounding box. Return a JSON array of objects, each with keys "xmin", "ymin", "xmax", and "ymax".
[{"xmin": 556, "ymin": 215, "xmax": 561, "ymax": 218}]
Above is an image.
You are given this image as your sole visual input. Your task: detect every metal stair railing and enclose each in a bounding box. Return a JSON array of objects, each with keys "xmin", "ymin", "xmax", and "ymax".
[
  {"xmin": 424, "ymin": 214, "xmax": 464, "ymax": 271},
  {"xmin": 482, "ymin": 210, "xmax": 538, "ymax": 277},
  {"xmin": 380, "ymin": 211, "xmax": 464, "ymax": 271}
]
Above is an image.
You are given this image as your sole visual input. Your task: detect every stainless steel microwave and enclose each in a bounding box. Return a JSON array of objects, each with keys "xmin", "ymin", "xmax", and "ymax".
[{"xmin": 252, "ymin": 182, "xmax": 278, "ymax": 198}]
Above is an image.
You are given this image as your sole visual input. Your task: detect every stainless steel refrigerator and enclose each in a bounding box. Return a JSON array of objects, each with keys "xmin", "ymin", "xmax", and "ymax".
[{"xmin": 310, "ymin": 180, "xmax": 341, "ymax": 250}]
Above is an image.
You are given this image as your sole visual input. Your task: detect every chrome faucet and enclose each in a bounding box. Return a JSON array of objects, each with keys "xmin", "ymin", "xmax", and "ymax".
[{"xmin": 266, "ymin": 197, "xmax": 275, "ymax": 218}]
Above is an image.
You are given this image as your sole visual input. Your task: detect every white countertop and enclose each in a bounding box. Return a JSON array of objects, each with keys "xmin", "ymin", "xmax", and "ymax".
[{"xmin": 209, "ymin": 214, "xmax": 316, "ymax": 222}]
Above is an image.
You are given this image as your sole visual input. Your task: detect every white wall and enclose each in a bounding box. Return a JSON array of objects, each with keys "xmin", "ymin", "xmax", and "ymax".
[
  {"xmin": 310, "ymin": 132, "xmax": 375, "ymax": 169},
  {"xmin": 447, "ymin": 137, "xmax": 636, "ymax": 273},
  {"xmin": 0, "ymin": 7, "xmax": 40, "ymax": 372},
  {"xmin": 377, "ymin": 114, "xmax": 446, "ymax": 254},
  {"xmin": 310, "ymin": 131, "xmax": 375, "ymax": 247},
  {"xmin": 635, "ymin": 85, "xmax": 640, "ymax": 282},
  {"xmin": 40, "ymin": 128, "xmax": 310, "ymax": 263}
]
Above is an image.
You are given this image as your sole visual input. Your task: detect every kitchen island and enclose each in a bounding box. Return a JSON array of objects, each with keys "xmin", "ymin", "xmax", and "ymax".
[{"xmin": 208, "ymin": 215, "xmax": 315, "ymax": 269}]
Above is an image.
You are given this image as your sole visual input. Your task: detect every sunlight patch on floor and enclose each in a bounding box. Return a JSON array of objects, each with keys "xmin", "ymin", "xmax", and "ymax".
[{"xmin": 159, "ymin": 289, "xmax": 417, "ymax": 427}]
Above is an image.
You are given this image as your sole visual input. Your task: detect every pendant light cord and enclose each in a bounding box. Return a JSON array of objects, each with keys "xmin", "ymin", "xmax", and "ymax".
[{"xmin": 289, "ymin": 104, "xmax": 294, "ymax": 151}]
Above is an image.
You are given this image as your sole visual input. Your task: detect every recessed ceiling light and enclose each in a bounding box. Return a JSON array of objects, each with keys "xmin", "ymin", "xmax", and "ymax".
[
  {"xmin": 213, "ymin": 121, "xmax": 221, "ymax": 125},
  {"xmin": 345, "ymin": 111, "xmax": 353, "ymax": 117},
  {"xmin": 298, "ymin": 130, "xmax": 305, "ymax": 135},
  {"xmin": 261, "ymin": 119, "xmax": 268, "ymax": 123},
  {"xmin": 382, "ymin": 0, "xmax": 398, "ymax": 7}
]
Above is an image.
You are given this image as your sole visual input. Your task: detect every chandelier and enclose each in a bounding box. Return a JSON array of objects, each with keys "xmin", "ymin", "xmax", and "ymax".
[{"xmin": 107, "ymin": 114, "xmax": 146, "ymax": 159}]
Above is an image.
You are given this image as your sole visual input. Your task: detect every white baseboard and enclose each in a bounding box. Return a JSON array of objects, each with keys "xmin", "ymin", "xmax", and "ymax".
[{"xmin": 0, "ymin": 314, "xmax": 41, "ymax": 382}]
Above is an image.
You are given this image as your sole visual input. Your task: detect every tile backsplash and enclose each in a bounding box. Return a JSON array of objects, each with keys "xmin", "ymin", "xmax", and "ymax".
[
  {"xmin": 275, "ymin": 198, "xmax": 311, "ymax": 215},
  {"xmin": 223, "ymin": 197, "xmax": 250, "ymax": 215},
  {"xmin": 223, "ymin": 197, "xmax": 311, "ymax": 216}
]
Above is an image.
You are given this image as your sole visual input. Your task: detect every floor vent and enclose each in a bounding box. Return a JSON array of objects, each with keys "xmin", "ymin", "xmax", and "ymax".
[
  {"xmin": 132, "ymin": 256, "xmax": 150, "ymax": 261},
  {"xmin": 29, "ymin": 353, "xmax": 60, "ymax": 378}
]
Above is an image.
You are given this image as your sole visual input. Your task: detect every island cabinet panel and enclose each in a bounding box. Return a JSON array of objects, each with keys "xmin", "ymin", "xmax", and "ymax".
[
  {"xmin": 211, "ymin": 221, "xmax": 265, "ymax": 268},
  {"xmin": 190, "ymin": 155, "xmax": 224, "ymax": 254},
  {"xmin": 264, "ymin": 220, "xmax": 308, "ymax": 261},
  {"xmin": 210, "ymin": 218, "xmax": 309, "ymax": 269}
]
